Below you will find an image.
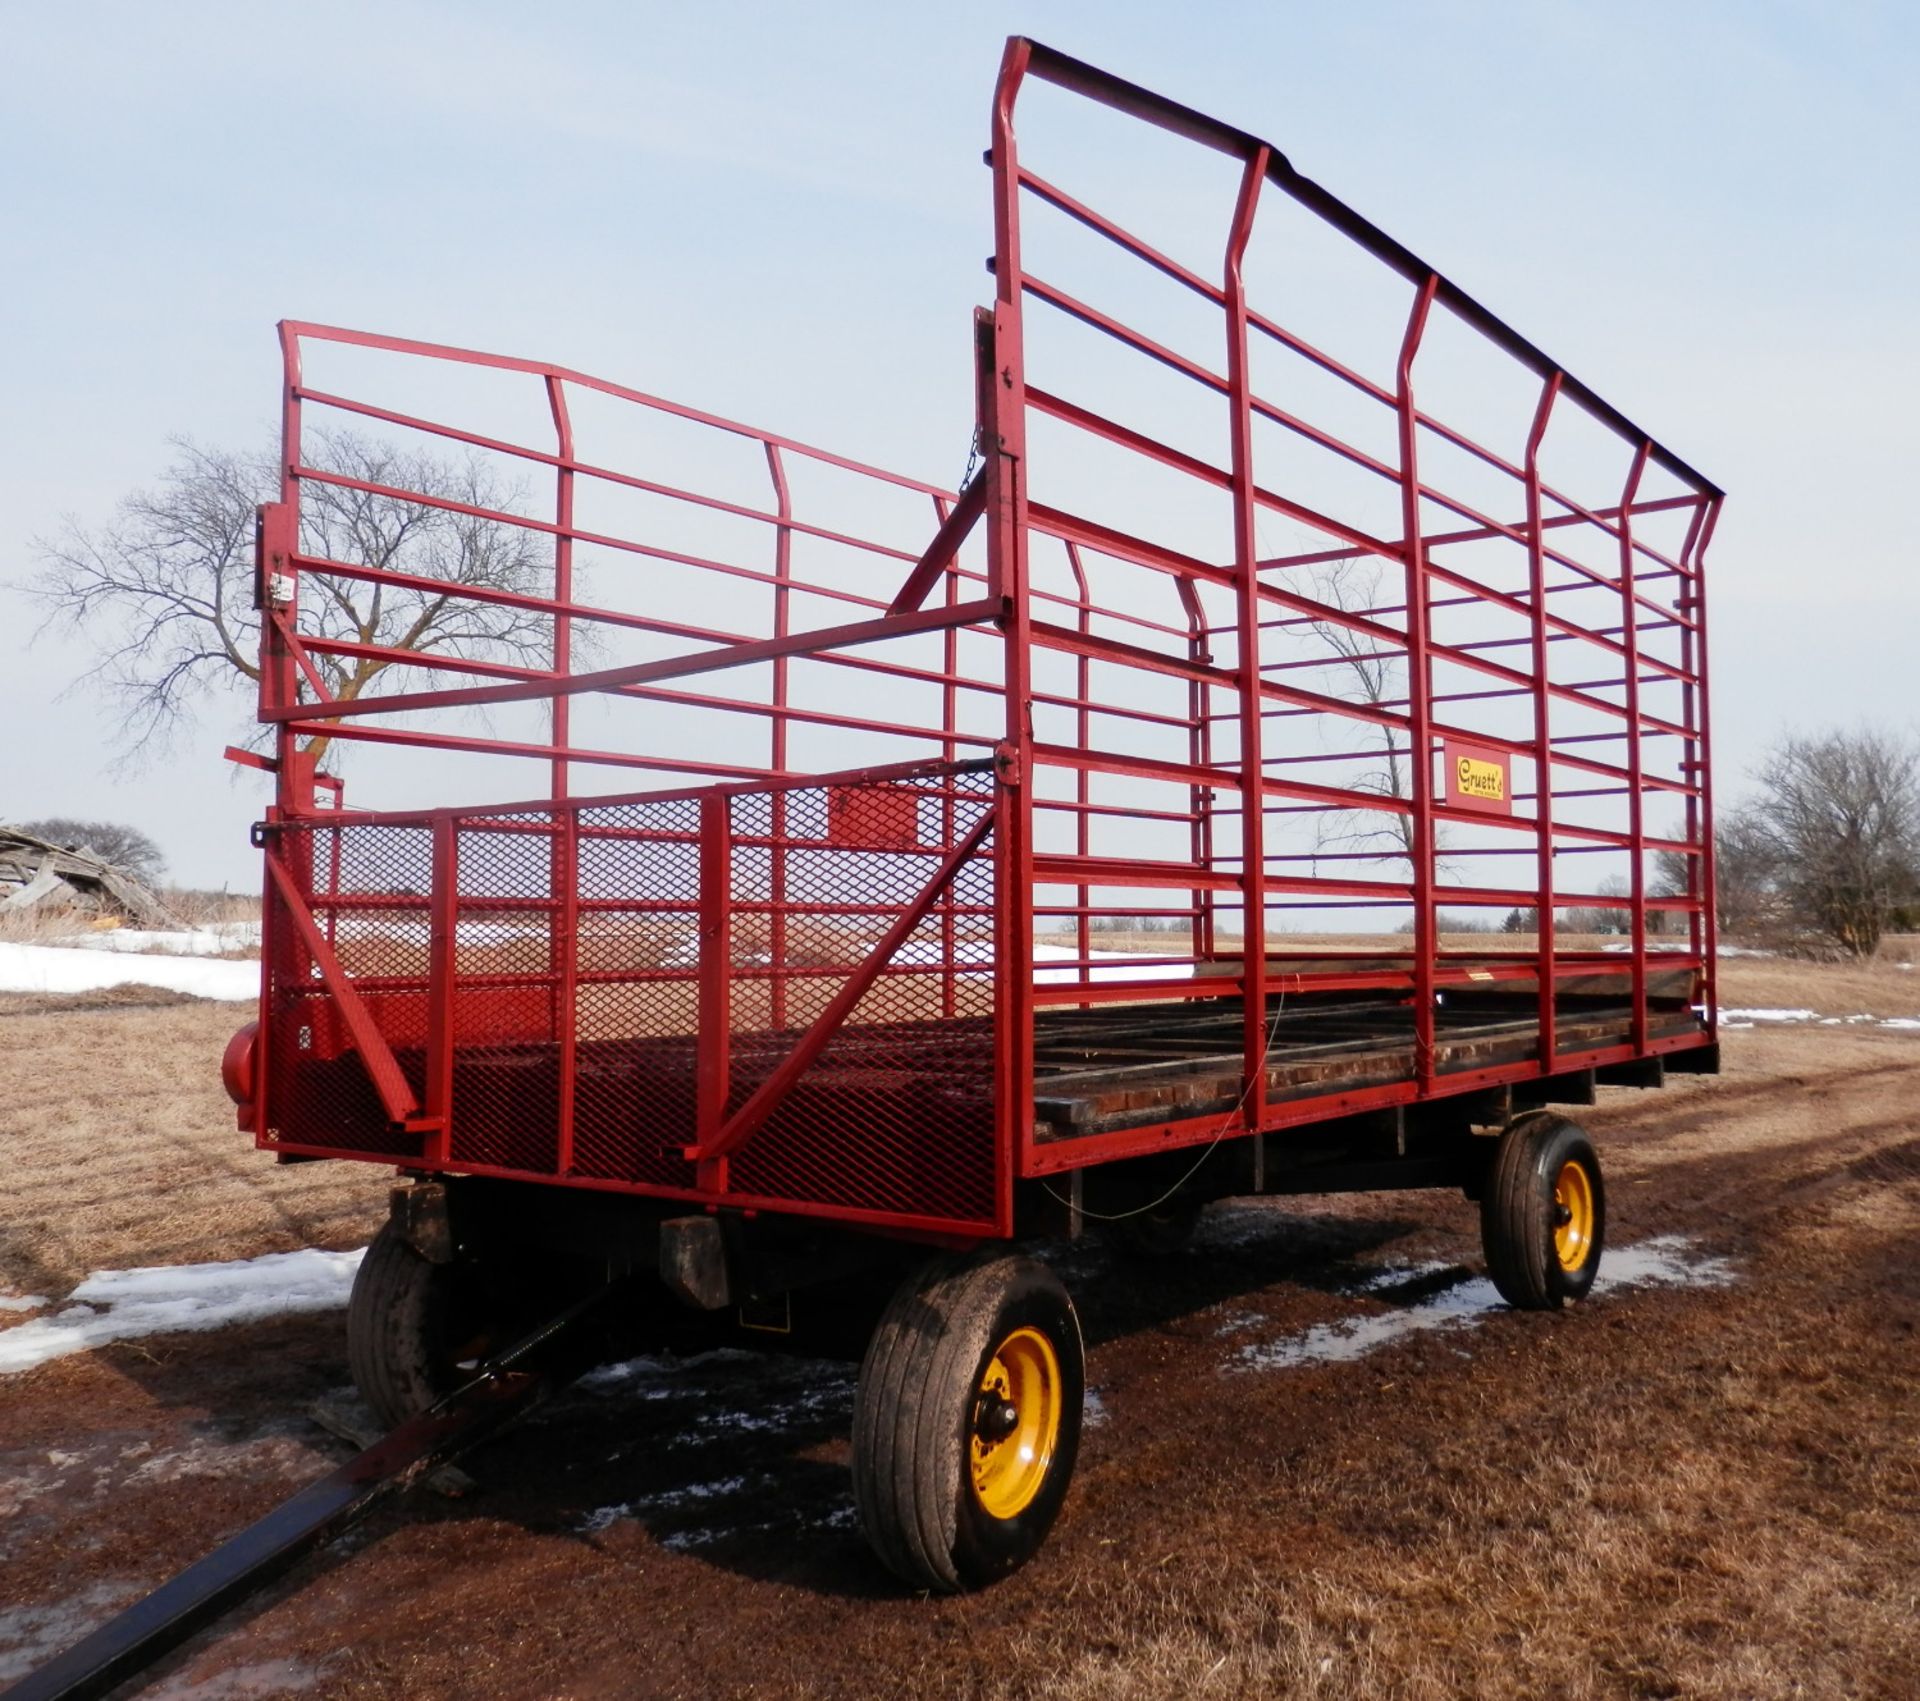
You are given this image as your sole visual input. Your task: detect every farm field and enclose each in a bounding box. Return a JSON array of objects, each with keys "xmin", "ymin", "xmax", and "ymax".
[{"xmin": 2, "ymin": 957, "xmax": 1917, "ymax": 1700}]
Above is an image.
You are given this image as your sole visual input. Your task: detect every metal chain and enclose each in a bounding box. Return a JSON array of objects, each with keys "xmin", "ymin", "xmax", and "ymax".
[{"xmin": 958, "ymin": 424, "xmax": 983, "ymax": 492}]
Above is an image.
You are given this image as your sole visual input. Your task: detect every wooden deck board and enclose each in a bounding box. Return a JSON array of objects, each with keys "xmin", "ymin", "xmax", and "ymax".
[{"xmin": 1030, "ymin": 995, "xmax": 1702, "ymax": 1140}]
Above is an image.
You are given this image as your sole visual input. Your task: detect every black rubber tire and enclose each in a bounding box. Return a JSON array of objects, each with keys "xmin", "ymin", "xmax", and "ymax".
[
  {"xmin": 1480, "ymin": 1111, "xmax": 1606, "ymax": 1310},
  {"xmin": 346, "ymin": 1221, "xmax": 503, "ymax": 1428},
  {"xmin": 852, "ymin": 1254, "xmax": 1084, "ymax": 1593},
  {"xmin": 1097, "ymin": 1199, "xmax": 1202, "ymax": 1259}
]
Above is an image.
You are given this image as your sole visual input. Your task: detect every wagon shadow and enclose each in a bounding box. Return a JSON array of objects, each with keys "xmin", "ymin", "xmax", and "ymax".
[
  {"xmin": 429, "ymin": 1203, "xmax": 1431, "ymax": 1597},
  {"xmin": 25, "ymin": 1201, "xmax": 1443, "ymax": 1639}
]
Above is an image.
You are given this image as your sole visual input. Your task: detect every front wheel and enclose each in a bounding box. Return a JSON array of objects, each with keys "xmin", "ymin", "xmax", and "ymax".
[
  {"xmin": 1480, "ymin": 1111, "xmax": 1605, "ymax": 1310},
  {"xmin": 852, "ymin": 1254, "xmax": 1084, "ymax": 1593}
]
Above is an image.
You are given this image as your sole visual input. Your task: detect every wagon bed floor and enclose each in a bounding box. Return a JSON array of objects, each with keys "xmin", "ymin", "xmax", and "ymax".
[{"xmin": 1031, "ymin": 995, "xmax": 1705, "ymax": 1141}]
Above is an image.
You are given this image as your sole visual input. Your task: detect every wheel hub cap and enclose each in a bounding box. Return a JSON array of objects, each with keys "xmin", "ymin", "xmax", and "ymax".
[
  {"xmin": 1553, "ymin": 1159, "xmax": 1595, "ymax": 1271},
  {"xmin": 969, "ymin": 1326, "xmax": 1062, "ymax": 1520}
]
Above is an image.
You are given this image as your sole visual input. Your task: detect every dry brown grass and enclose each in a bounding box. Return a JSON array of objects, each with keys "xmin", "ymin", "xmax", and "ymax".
[
  {"xmin": 0, "ymin": 902, "xmax": 260, "ymax": 959},
  {"xmin": 2, "ymin": 963, "xmax": 1917, "ymax": 1699},
  {"xmin": 978, "ymin": 1015, "xmax": 1920, "ymax": 1701},
  {"xmin": 1720, "ymin": 953, "xmax": 1920, "ymax": 1017},
  {"xmin": 0, "ymin": 1000, "xmax": 383, "ymax": 1295}
]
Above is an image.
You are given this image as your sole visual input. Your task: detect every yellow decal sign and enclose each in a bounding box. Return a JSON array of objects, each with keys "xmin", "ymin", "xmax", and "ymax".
[{"xmin": 1444, "ymin": 741, "xmax": 1512, "ymax": 816}]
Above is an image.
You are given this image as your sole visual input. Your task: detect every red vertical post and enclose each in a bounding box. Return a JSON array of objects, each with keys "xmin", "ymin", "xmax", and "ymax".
[
  {"xmin": 989, "ymin": 39, "xmax": 1036, "ymax": 1229},
  {"xmin": 766, "ymin": 442, "xmax": 793, "ymax": 1032},
  {"xmin": 272, "ymin": 324, "xmax": 306, "ymax": 826},
  {"xmin": 1522, "ymin": 371, "xmax": 1563, "ymax": 1073},
  {"xmin": 1689, "ymin": 499, "xmax": 1722, "ymax": 1040},
  {"xmin": 546, "ymin": 375, "xmax": 579, "ymax": 1173},
  {"xmin": 1675, "ymin": 500, "xmax": 1709, "ymax": 985},
  {"xmin": 1395, "ymin": 277, "xmax": 1441, "ymax": 1088},
  {"xmin": 255, "ymin": 500, "xmax": 307, "ymax": 810},
  {"xmin": 938, "ymin": 491, "xmax": 961, "ymax": 1020},
  {"xmin": 1617, "ymin": 442, "xmax": 1652, "ymax": 1051},
  {"xmin": 1223, "ymin": 146, "xmax": 1271, "ymax": 1115},
  {"xmin": 695, "ymin": 791, "xmax": 733, "ymax": 1193},
  {"xmin": 424, "ymin": 813, "xmax": 459, "ymax": 1166},
  {"xmin": 1066, "ymin": 541, "xmax": 1093, "ymax": 1000},
  {"xmin": 1175, "ymin": 578, "xmax": 1214, "ymax": 963}
]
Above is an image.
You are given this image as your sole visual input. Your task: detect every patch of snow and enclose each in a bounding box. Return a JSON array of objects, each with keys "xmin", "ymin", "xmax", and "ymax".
[
  {"xmin": 1232, "ymin": 1235, "xmax": 1732, "ymax": 1375},
  {"xmin": 128, "ymin": 1432, "xmax": 321, "ymax": 1485},
  {"xmin": 1601, "ymin": 1235, "xmax": 1735, "ymax": 1291},
  {"xmin": 1345, "ymin": 1259, "xmax": 1459, "ymax": 1295},
  {"xmin": 575, "ymin": 1354, "xmax": 678, "ymax": 1393},
  {"xmin": 1083, "ymin": 1386, "xmax": 1110, "ymax": 1429},
  {"xmin": 579, "ymin": 1473, "xmax": 752, "ymax": 1534},
  {"xmin": 0, "ymin": 1583, "xmax": 145, "ymax": 1683},
  {"xmin": 0, "ymin": 941, "xmax": 258, "ymax": 1002},
  {"xmin": 0, "ymin": 1248, "xmax": 364, "ymax": 1375},
  {"xmin": 0, "ymin": 1295, "xmax": 48, "ymax": 1313},
  {"xmin": 146, "ymin": 1657, "xmax": 332, "ymax": 1700},
  {"xmin": 1718, "ymin": 1006, "xmax": 1920, "ymax": 1034}
]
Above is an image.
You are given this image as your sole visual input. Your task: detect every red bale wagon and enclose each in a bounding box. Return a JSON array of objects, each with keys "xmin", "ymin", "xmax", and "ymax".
[{"xmin": 225, "ymin": 39, "xmax": 1721, "ymax": 1591}]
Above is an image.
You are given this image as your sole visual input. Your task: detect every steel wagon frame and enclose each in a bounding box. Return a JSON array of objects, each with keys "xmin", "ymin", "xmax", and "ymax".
[{"xmin": 230, "ymin": 37, "xmax": 1721, "ymax": 1250}]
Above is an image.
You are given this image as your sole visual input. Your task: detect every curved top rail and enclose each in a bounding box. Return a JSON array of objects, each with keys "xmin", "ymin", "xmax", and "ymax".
[
  {"xmin": 999, "ymin": 37, "xmax": 1724, "ymax": 500},
  {"xmin": 278, "ymin": 318, "xmax": 958, "ymax": 503}
]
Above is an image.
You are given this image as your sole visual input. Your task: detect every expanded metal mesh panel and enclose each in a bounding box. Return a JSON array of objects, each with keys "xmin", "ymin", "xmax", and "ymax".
[
  {"xmin": 570, "ymin": 795, "xmax": 703, "ymax": 1185},
  {"xmin": 727, "ymin": 772, "xmax": 997, "ymax": 1222},
  {"xmin": 260, "ymin": 768, "xmax": 1000, "ymax": 1226},
  {"xmin": 447, "ymin": 815, "xmax": 560, "ymax": 1176},
  {"xmin": 261, "ymin": 823, "xmax": 429, "ymax": 1159}
]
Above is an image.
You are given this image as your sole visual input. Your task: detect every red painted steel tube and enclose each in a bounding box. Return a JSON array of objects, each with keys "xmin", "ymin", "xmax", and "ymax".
[
  {"xmin": 546, "ymin": 375, "xmax": 580, "ymax": 1175},
  {"xmin": 1691, "ymin": 499, "xmax": 1723, "ymax": 1037},
  {"xmin": 1009, "ymin": 41, "xmax": 1721, "ymax": 498},
  {"xmin": 687, "ymin": 806, "xmax": 996, "ymax": 1168},
  {"xmin": 887, "ymin": 476, "xmax": 987, "ymax": 615},
  {"xmin": 1524, "ymin": 372, "xmax": 1564, "ymax": 1072},
  {"xmin": 263, "ymin": 851, "xmax": 419, "ymax": 1127},
  {"xmin": 1222, "ymin": 146, "xmax": 1271, "ymax": 1115},
  {"xmin": 282, "ymin": 320, "xmax": 961, "ymax": 499},
  {"xmin": 767, "ymin": 442, "xmax": 794, "ymax": 1034},
  {"xmin": 424, "ymin": 816, "xmax": 458, "ymax": 1166},
  {"xmin": 1618, "ymin": 441, "xmax": 1653, "ymax": 1052},
  {"xmin": 268, "ymin": 598, "xmax": 1002, "ymax": 725},
  {"xmin": 244, "ymin": 42, "xmax": 1722, "ymax": 1243},
  {"xmin": 1395, "ymin": 276, "xmax": 1440, "ymax": 1088},
  {"xmin": 694, "ymin": 793, "xmax": 733, "ymax": 1192}
]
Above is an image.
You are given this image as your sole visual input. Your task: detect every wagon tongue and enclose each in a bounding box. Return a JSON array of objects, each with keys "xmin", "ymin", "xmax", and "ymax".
[{"xmin": 1, "ymin": 1281, "xmax": 627, "ymax": 1701}]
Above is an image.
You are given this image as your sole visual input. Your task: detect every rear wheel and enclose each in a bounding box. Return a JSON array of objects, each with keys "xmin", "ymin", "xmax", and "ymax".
[
  {"xmin": 347, "ymin": 1221, "xmax": 511, "ymax": 1427},
  {"xmin": 1480, "ymin": 1111, "xmax": 1606, "ymax": 1310},
  {"xmin": 852, "ymin": 1254, "xmax": 1083, "ymax": 1593}
]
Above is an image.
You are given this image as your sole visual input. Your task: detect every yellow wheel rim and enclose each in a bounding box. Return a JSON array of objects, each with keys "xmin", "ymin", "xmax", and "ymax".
[
  {"xmin": 1553, "ymin": 1159, "xmax": 1595, "ymax": 1271},
  {"xmin": 969, "ymin": 1326, "xmax": 1062, "ymax": 1520}
]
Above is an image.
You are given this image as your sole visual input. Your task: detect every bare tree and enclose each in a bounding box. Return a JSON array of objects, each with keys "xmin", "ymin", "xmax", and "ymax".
[
  {"xmin": 30, "ymin": 431, "xmax": 559, "ymax": 765},
  {"xmin": 1299, "ymin": 557, "xmax": 1446, "ymax": 871},
  {"xmin": 1750, "ymin": 728, "xmax": 1920, "ymax": 958},
  {"xmin": 1565, "ymin": 874, "xmax": 1631, "ymax": 936},
  {"xmin": 1653, "ymin": 805, "xmax": 1780, "ymax": 938}
]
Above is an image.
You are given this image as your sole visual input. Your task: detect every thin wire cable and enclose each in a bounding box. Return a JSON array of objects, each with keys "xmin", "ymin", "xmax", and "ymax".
[{"xmin": 1041, "ymin": 972, "xmax": 1288, "ymax": 1224}]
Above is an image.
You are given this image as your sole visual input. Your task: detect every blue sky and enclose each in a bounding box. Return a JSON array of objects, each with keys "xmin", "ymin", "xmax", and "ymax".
[{"xmin": 2, "ymin": 0, "xmax": 1915, "ymax": 885}]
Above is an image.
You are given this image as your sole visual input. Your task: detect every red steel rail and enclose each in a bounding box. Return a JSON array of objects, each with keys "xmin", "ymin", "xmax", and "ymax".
[{"xmin": 241, "ymin": 38, "xmax": 1720, "ymax": 1237}]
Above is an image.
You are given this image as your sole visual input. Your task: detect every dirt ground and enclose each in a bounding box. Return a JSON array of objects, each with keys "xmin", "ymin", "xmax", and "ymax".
[{"xmin": 2, "ymin": 960, "xmax": 1917, "ymax": 1699}]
